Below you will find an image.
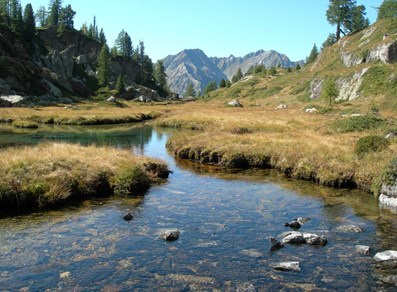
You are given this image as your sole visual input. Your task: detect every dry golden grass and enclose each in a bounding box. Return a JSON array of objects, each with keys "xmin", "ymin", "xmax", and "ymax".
[
  {"xmin": 0, "ymin": 143, "xmax": 168, "ymax": 210},
  {"xmin": 158, "ymin": 102, "xmax": 397, "ymax": 194}
]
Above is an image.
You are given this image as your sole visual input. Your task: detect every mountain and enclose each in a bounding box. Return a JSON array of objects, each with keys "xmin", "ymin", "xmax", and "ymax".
[
  {"xmin": 211, "ymin": 50, "xmax": 304, "ymax": 80},
  {"xmin": 163, "ymin": 49, "xmax": 226, "ymax": 96},
  {"xmin": 164, "ymin": 49, "xmax": 303, "ymax": 95}
]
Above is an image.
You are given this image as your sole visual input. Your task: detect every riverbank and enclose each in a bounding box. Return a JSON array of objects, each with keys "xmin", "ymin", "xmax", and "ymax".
[
  {"xmin": 0, "ymin": 142, "xmax": 169, "ymax": 210},
  {"xmin": 157, "ymin": 102, "xmax": 397, "ymax": 195}
]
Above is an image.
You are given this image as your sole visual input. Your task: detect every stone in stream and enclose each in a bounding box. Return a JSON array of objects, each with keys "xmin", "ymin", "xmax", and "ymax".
[
  {"xmin": 284, "ymin": 220, "xmax": 301, "ymax": 230},
  {"xmin": 160, "ymin": 229, "xmax": 180, "ymax": 241},
  {"xmin": 271, "ymin": 261, "xmax": 301, "ymax": 272},
  {"xmin": 334, "ymin": 224, "xmax": 363, "ymax": 233},
  {"xmin": 269, "ymin": 236, "xmax": 284, "ymax": 250},
  {"xmin": 303, "ymin": 233, "xmax": 328, "ymax": 246},
  {"xmin": 374, "ymin": 250, "xmax": 397, "ymax": 262},
  {"xmin": 122, "ymin": 212, "xmax": 134, "ymax": 222},
  {"xmin": 356, "ymin": 245, "xmax": 372, "ymax": 255},
  {"xmin": 280, "ymin": 231, "xmax": 306, "ymax": 245},
  {"xmin": 279, "ymin": 231, "xmax": 328, "ymax": 246}
]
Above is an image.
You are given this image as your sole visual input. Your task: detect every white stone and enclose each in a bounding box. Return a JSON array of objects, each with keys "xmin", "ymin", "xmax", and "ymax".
[
  {"xmin": 379, "ymin": 194, "xmax": 397, "ymax": 213},
  {"xmin": 272, "ymin": 261, "xmax": 301, "ymax": 272},
  {"xmin": 355, "ymin": 245, "xmax": 371, "ymax": 255},
  {"xmin": 374, "ymin": 250, "xmax": 397, "ymax": 262}
]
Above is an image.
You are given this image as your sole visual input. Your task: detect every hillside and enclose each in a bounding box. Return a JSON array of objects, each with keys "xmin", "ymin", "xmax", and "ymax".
[
  {"xmin": 204, "ymin": 18, "xmax": 397, "ymax": 112},
  {"xmin": 164, "ymin": 49, "xmax": 303, "ymax": 96}
]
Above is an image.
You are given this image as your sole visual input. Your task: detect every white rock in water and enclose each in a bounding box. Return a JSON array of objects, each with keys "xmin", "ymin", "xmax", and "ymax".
[
  {"xmin": 272, "ymin": 261, "xmax": 301, "ymax": 272},
  {"xmin": 374, "ymin": 250, "xmax": 397, "ymax": 262},
  {"xmin": 160, "ymin": 229, "xmax": 180, "ymax": 241},
  {"xmin": 355, "ymin": 245, "xmax": 371, "ymax": 255}
]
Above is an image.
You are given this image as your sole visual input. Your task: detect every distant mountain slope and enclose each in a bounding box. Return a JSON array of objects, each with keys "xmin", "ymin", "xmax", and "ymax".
[
  {"xmin": 164, "ymin": 49, "xmax": 303, "ymax": 95},
  {"xmin": 163, "ymin": 49, "xmax": 227, "ymax": 96},
  {"xmin": 211, "ymin": 50, "xmax": 304, "ymax": 79}
]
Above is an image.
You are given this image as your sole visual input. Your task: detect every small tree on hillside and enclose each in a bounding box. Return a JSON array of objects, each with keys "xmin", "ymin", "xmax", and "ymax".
[
  {"xmin": 322, "ymin": 33, "xmax": 337, "ymax": 49},
  {"xmin": 219, "ymin": 78, "xmax": 226, "ymax": 88},
  {"xmin": 231, "ymin": 68, "xmax": 243, "ymax": 83},
  {"xmin": 115, "ymin": 29, "xmax": 133, "ymax": 58},
  {"xmin": 306, "ymin": 43, "xmax": 319, "ymax": 64},
  {"xmin": 154, "ymin": 60, "xmax": 168, "ymax": 95},
  {"xmin": 295, "ymin": 64, "xmax": 301, "ymax": 70},
  {"xmin": 116, "ymin": 74, "xmax": 124, "ymax": 94},
  {"xmin": 204, "ymin": 80, "xmax": 217, "ymax": 95},
  {"xmin": 97, "ymin": 43, "xmax": 111, "ymax": 87},
  {"xmin": 184, "ymin": 83, "xmax": 195, "ymax": 97},
  {"xmin": 377, "ymin": 0, "xmax": 397, "ymax": 19},
  {"xmin": 36, "ymin": 5, "xmax": 47, "ymax": 27},
  {"xmin": 321, "ymin": 78, "xmax": 339, "ymax": 106},
  {"xmin": 99, "ymin": 28, "xmax": 106, "ymax": 44}
]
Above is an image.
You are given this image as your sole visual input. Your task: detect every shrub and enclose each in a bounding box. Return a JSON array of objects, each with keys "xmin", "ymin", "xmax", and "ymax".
[
  {"xmin": 355, "ymin": 135, "xmax": 390, "ymax": 156},
  {"xmin": 113, "ymin": 166, "xmax": 150, "ymax": 196},
  {"xmin": 332, "ymin": 115, "xmax": 385, "ymax": 133}
]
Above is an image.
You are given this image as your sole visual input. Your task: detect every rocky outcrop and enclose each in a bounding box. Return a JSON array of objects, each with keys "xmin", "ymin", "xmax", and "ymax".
[
  {"xmin": 379, "ymin": 181, "xmax": 397, "ymax": 213},
  {"xmin": 341, "ymin": 51, "xmax": 365, "ymax": 67},
  {"xmin": 368, "ymin": 40, "xmax": 397, "ymax": 64},
  {"xmin": 309, "ymin": 79, "xmax": 323, "ymax": 99},
  {"xmin": 336, "ymin": 68, "xmax": 368, "ymax": 101}
]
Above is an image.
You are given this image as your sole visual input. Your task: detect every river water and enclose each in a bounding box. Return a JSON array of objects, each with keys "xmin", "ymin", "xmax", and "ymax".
[{"xmin": 0, "ymin": 124, "xmax": 396, "ymax": 291}]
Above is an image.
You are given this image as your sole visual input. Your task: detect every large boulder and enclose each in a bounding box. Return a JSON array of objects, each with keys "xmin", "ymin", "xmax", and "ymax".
[
  {"xmin": 374, "ymin": 250, "xmax": 397, "ymax": 262},
  {"xmin": 368, "ymin": 40, "xmax": 397, "ymax": 64}
]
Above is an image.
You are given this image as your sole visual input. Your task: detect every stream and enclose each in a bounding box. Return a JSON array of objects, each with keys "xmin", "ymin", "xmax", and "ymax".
[{"xmin": 0, "ymin": 124, "xmax": 396, "ymax": 291}]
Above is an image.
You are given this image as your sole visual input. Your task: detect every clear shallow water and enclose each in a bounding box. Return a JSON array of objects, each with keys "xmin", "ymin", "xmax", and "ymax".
[{"xmin": 0, "ymin": 124, "xmax": 396, "ymax": 291}]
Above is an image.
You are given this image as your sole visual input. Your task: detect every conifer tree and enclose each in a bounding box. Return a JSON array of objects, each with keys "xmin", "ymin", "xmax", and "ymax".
[
  {"xmin": 306, "ymin": 43, "xmax": 319, "ymax": 64},
  {"xmin": 321, "ymin": 78, "xmax": 339, "ymax": 106},
  {"xmin": 322, "ymin": 33, "xmax": 337, "ymax": 49},
  {"xmin": 116, "ymin": 74, "xmax": 124, "ymax": 94},
  {"xmin": 219, "ymin": 79, "xmax": 226, "ymax": 88},
  {"xmin": 10, "ymin": 0, "xmax": 23, "ymax": 34},
  {"xmin": 36, "ymin": 5, "xmax": 47, "ymax": 27},
  {"xmin": 99, "ymin": 28, "xmax": 106, "ymax": 44},
  {"xmin": 326, "ymin": 0, "xmax": 355, "ymax": 41},
  {"xmin": 23, "ymin": 4, "xmax": 35, "ymax": 40},
  {"xmin": 377, "ymin": 0, "xmax": 397, "ymax": 20},
  {"xmin": 115, "ymin": 29, "xmax": 133, "ymax": 58},
  {"xmin": 231, "ymin": 68, "xmax": 243, "ymax": 83},
  {"xmin": 47, "ymin": 0, "xmax": 62, "ymax": 26},
  {"xmin": 97, "ymin": 43, "xmax": 111, "ymax": 87},
  {"xmin": 204, "ymin": 80, "xmax": 217, "ymax": 95},
  {"xmin": 59, "ymin": 4, "xmax": 75, "ymax": 29},
  {"xmin": 0, "ymin": 0, "xmax": 10, "ymax": 26},
  {"xmin": 153, "ymin": 60, "xmax": 168, "ymax": 94},
  {"xmin": 347, "ymin": 5, "xmax": 369, "ymax": 33}
]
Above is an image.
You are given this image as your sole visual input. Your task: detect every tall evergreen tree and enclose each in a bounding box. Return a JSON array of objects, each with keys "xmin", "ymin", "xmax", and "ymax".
[
  {"xmin": 219, "ymin": 79, "xmax": 226, "ymax": 88},
  {"xmin": 346, "ymin": 5, "xmax": 369, "ymax": 33},
  {"xmin": 326, "ymin": 0, "xmax": 355, "ymax": 41},
  {"xmin": 231, "ymin": 67, "xmax": 243, "ymax": 83},
  {"xmin": 47, "ymin": 0, "xmax": 62, "ymax": 26},
  {"xmin": 153, "ymin": 60, "xmax": 168, "ymax": 94},
  {"xmin": 306, "ymin": 43, "xmax": 319, "ymax": 64},
  {"xmin": 97, "ymin": 43, "xmax": 111, "ymax": 87},
  {"xmin": 23, "ymin": 4, "xmax": 35, "ymax": 39},
  {"xmin": 377, "ymin": 0, "xmax": 397, "ymax": 20},
  {"xmin": 142, "ymin": 55, "xmax": 153, "ymax": 74},
  {"xmin": 99, "ymin": 28, "xmax": 106, "ymax": 44},
  {"xmin": 116, "ymin": 74, "xmax": 124, "ymax": 94},
  {"xmin": 204, "ymin": 80, "xmax": 217, "ymax": 95},
  {"xmin": 10, "ymin": 0, "xmax": 23, "ymax": 34},
  {"xmin": 322, "ymin": 33, "xmax": 337, "ymax": 49},
  {"xmin": 36, "ymin": 5, "xmax": 47, "ymax": 27},
  {"xmin": 115, "ymin": 29, "xmax": 133, "ymax": 58},
  {"xmin": 59, "ymin": 4, "xmax": 75, "ymax": 29},
  {"xmin": 0, "ymin": 0, "xmax": 10, "ymax": 26}
]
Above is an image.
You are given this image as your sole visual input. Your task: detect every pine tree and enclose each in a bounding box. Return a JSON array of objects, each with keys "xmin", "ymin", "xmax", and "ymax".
[
  {"xmin": 377, "ymin": 0, "xmax": 397, "ymax": 20},
  {"xmin": 322, "ymin": 33, "xmax": 337, "ymax": 49},
  {"xmin": 0, "ymin": 0, "xmax": 10, "ymax": 26},
  {"xmin": 153, "ymin": 60, "xmax": 168, "ymax": 94},
  {"xmin": 184, "ymin": 83, "xmax": 195, "ymax": 97},
  {"xmin": 269, "ymin": 66, "xmax": 277, "ymax": 76},
  {"xmin": 231, "ymin": 68, "xmax": 243, "ymax": 83},
  {"xmin": 295, "ymin": 64, "xmax": 301, "ymax": 70},
  {"xmin": 116, "ymin": 74, "xmax": 124, "ymax": 94},
  {"xmin": 115, "ymin": 29, "xmax": 133, "ymax": 58},
  {"xmin": 47, "ymin": 0, "xmax": 62, "ymax": 26},
  {"xmin": 346, "ymin": 5, "xmax": 369, "ymax": 33},
  {"xmin": 59, "ymin": 4, "xmax": 75, "ymax": 29},
  {"xmin": 306, "ymin": 43, "xmax": 319, "ymax": 64},
  {"xmin": 99, "ymin": 28, "xmax": 106, "ymax": 44},
  {"xmin": 10, "ymin": 0, "xmax": 23, "ymax": 34},
  {"xmin": 142, "ymin": 55, "xmax": 153, "ymax": 74},
  {"xmin": 23, "ymin": 4, "xmax": 35, "ymax": 40},
  {"xmin": 97, "ymin": 43, "xmax": 111, "ymax": 87},
  {"xmin": 36, "ymin": 5, "xmax": 47, "ymax": 27},
  {"xmin": 321, "ymin": 78, "xmax": 339, "ymax": 106},
  {"xmin": 219, "ymin": 79, "xmax": 226, "ymax": 88},
  {"xmin": 326, "ymin": 0, "xmax": 355, "ymax": 41},
  {"xmin": 225, "ymin": 80, "xmax": 231, "ymax": 88},
  {"xmin": 204, "ymin": 81, "xmax": 217, "ymax": 95}
]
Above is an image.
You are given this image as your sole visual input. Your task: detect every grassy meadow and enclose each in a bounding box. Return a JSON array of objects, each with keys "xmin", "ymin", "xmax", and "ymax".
[{"xmin": 0, "ymin": 142, "xmax": 169, "ymax": 210}]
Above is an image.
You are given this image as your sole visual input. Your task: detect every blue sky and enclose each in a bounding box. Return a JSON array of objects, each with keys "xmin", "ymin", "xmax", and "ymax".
[{"xmin": 23, "ymin": 0, "xmax": 383, "ymax": 61}]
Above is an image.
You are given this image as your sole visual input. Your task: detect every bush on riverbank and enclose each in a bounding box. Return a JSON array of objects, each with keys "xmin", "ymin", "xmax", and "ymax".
[{"xmin": 0, "ymin": 143, "xmax": 169, "ymax": 210}]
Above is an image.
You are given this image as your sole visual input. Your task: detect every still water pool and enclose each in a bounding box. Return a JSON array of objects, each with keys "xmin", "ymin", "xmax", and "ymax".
[{"xmin": 0, "ymin": 124, "xmax": 396, "ymax": 291}]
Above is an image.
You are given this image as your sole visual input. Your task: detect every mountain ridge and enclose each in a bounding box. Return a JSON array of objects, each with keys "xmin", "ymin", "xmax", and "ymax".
[{"xmin": 164, "ymin": 48, "xmax": 303, "ymax": 95}]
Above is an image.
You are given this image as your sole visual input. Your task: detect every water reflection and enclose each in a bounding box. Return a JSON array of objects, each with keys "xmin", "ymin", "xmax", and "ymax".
[{"xmin": 0, "ymin": 124, "xmax": 396, "ymax": 290}]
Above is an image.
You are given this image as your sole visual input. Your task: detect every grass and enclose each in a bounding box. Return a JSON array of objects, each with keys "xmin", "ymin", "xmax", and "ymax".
[
  {"xmin": 12, "ymin": 120, "xmax": 39, "ymax": 129},
  {"xmin": 0, "ymin": 143, "xmax": 169, "ymax": 210}
]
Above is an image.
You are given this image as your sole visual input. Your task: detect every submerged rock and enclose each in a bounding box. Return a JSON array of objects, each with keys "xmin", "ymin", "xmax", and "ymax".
[
  {"xmin": 356, "ymin": 245, "xmax": 372, "ymax": 255},
  {"xmin": 122, "ymin": 213, "xmax": 134, "ymax": 221},
  {"xmin": 374, "ymin": 250, "xmax": 397, "ymax": 262},
  {"xmin": 269, "ymin": 236, "xmax": 284, "ymax": 250},
  {"xmin": 271, "ymin": 261, "xmax": 301, "ymax": 272},
  {"xmin": 285, "ymin": 220, "xmax": 301, "ymax": 230},
  {"xmin": 334, "ymin": 224, "xmax": 363, "ymax": 233},
  {"xmin": 160, "ymin": 229, "xmax": 180, "ymax": 241},
  {"xmin": 303, "ymin": 233, "xmax": 328, "ymax": 246}
]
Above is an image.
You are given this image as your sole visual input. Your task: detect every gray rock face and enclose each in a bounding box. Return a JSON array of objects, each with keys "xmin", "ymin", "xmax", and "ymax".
[
  {"xmin": 41, "ymin": 80, "xmax": 62, "ymax": 98},
  {"xmin": 334, "ymin": 225, "xmax": 364, "ymax": 233},
  {"xmin": 45, "ymin": 46, "xmax": 75, "ymax": 80},
  {"xmin": 374, "ymin": 250, "xmax": 397, "ymax": 262},
  {"xmin": 368, "ymin": 40, "xmax": 397, "ymax": 64},
  {"xmin": 0, "ymin": 78, "xmax": 13, "ymax": 95},
  {"xmin": 271, "ymin": 261, "xmax": 301, "ymax": 272},
  {"xmin": 309, "ymin": 79, "xmax": 324, "ymax": 99},
  {"xmin": 341, "ymin": 51, "xmax": 364, "ymax": 67},
  {"xmin": 160, "ymin": 229, "xmax": 180, "ymax": 241},
  {"xmin": 336, "ymin": 68, "xmax": 368, "ymax": 101}
]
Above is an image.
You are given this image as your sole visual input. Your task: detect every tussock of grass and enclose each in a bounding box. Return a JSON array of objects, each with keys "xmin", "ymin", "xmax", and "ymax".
[
  {"xmin": 0, "ymin": 143, "xmax": 169, "ymax": 210},
  {"xmin": 331, "ymin": 115, "xmax": 385, "ymax": 133},
  {"xmin": 12, "ymin": 120, "xmax": 39, "ymax": 129}
]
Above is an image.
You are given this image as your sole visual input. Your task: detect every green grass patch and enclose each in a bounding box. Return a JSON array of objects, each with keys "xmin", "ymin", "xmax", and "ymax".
[
  {"xmin": 12, "ymin": 120, "xmax": 39, "ymax": 129},
  {"xmin": 331, "ymin": 115, "xmax": 385, "ymax": 133},
  {"xmin": 355, "ymin": 135, "xmax": 390, "ymax": 156}
]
